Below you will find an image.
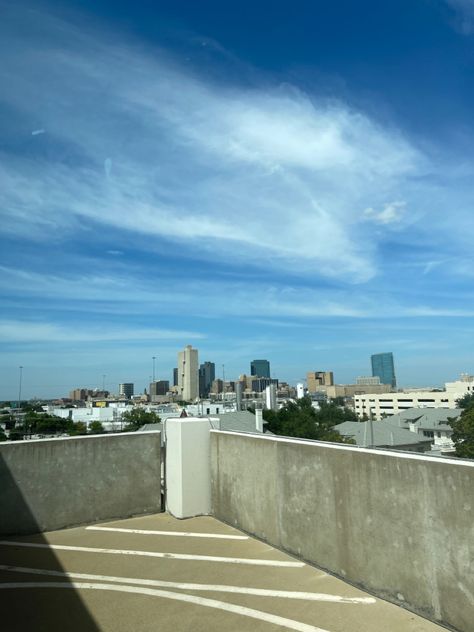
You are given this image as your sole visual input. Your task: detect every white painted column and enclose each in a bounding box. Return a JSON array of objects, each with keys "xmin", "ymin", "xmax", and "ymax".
[{"xmin": 165, "ymin": 418, "xmax": 211, "ymax": 518}]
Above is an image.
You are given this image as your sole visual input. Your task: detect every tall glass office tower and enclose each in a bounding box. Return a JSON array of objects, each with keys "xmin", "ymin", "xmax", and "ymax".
[
  {"xmin": 199, "ymin": 361, "xmax": 215, "ymax": 397},
  {"xmin": 371, "ymin": 352, "xmax": 396, "ymax": 388},
  {"xmin": 250, "ymin": 359, "xmax": 270, "ymax": 378}
]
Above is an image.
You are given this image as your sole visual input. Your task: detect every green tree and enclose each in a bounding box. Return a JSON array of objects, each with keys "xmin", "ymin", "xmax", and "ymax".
[
  {"xmin": 89, "ymin": 420, "xmax": 105, "ymax": 434},
  {"xmin": 23, "ymin": 403, "xmax": 45, "ymax": 413},
  {"xmin": 69, "ymin": 421, "xmax": 88, "ymax": 435},
  {"xmin": 456, "ymin": 392, "xmax": 474, "ymax": 412},
  {"xmin": 9, "ymin": 429, "xmax": 24, "ymax": 441},
  {"xmin": 0, "ymin": 413, "xmax": 15, "ymax": 430},
  {"xmin": 263, "ymin": 397, "xmax": 355, "ymax": 443},
  {"xmin": 0, "ymin": 429, "xmax": 7, "ymax": 442},
  {"xmin": 449, "ymin": 408, "xmax": 474, "ymax": 459},
  {"xmin": 24, "ymin": 411, "xmax": 71, "ymax": 436},
  {"xmin": 121, "ymin": 408, "xmax": 161, "ymax": 431}
]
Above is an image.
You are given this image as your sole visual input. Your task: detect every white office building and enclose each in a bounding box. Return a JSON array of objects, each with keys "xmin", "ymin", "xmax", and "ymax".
[
  {"xmin": 265, "ymin": 383, "xmax": 278, "ymax": 411},
  {"xmin": 354, "ymin": 374, "xmax": 474, "ymax": 420},
  {"xmin": 178, "ymin": 345, "xmax": 199, "ymax": 401}
]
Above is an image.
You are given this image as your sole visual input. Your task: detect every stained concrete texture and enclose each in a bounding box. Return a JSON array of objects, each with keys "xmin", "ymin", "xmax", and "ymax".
[
  {"xmin": 211, "ymin": 431, "xmax": 474, "ymax": 632},
  {"xmin": 0, "ymin": 513, "xmax": 447, "ymax": 632},
  {"xmin": 0, "ymin": 432, "xmax": 162, "ymax": 535}
]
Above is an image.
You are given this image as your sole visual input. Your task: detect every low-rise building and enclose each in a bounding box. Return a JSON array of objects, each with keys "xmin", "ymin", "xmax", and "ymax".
[
  {"xmin": 353, "ymin": 375, "xmax": 474, "ymax": 420},
  {"xmin": 321, "ymin": 383, "xmax": 392, "ymax": 399},
  {"xmin": 354, "ymin": 391, "xmax": 455, "ymax": 419}
]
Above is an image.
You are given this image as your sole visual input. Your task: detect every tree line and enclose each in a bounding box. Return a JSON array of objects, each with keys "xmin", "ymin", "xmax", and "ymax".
[
  {"xmin": 262, "ymin": 397, "xmax": 356, "ymax": 443},
  {"xmin": 449, "ymin": 393, "xmax": 474, "ymax": 459},
  {"xmin": 0, "ymin": 406, "xmax": 161, "ymax": 441}
]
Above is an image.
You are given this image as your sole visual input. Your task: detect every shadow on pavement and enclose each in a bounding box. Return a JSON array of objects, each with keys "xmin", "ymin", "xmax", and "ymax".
[{"xmin": 0, "ymin": 452, "xmax": 101, "ymax": 632}]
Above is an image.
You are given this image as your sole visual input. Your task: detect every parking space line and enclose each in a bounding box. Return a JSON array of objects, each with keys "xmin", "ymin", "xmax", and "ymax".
[
  {"xmin": 86, "ymin": 526, "xmax": 249, "ymax": 540},
  {"xmin": 0, "ymin": 582, "xmax": 332, "ymax": 632},
  {"xmin": 0, "ymin": 564, "xmax": 374, "ymax": 604},
  {"xmin": 0, "ymin": 541, "xmax": 304, "ymax": 567}
]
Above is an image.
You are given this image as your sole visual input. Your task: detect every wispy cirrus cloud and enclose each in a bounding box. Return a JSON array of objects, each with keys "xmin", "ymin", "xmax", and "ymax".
[
  {"xmin": 0, "ymin": 320, "xmax": 205, "ymax": 345},
  {"xmin": 0, "ymin": 5, "xmax": 430, "ymax": 284},
  {"xmin": 2, "ymin": 264, "xmax": 474, "ymax": 322},
  {"xmin": 1, "ymin": 3, "xmax": 474, "ymax": 398}
]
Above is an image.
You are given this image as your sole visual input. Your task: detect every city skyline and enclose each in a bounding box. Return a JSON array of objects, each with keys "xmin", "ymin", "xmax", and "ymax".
[
  {"xmin": 0, "ymin": 347, "xmax": 468, "ymax": 401},
  {"xmin": 2, "ymin": 1, "xmax": 474, "ymax": 399}
]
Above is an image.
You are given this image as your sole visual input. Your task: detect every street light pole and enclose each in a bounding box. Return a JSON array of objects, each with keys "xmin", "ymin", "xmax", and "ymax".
[
  {"xmin": 222, "ymin": 364, "xmax": 225, "ymax": 402},
  {"xmin": 17, "ymin": 365, "xmax": 23, "ymax": 437},
  {"xmin": 18, "ymin": 365, "xmax": 23, "ymax": 411}
]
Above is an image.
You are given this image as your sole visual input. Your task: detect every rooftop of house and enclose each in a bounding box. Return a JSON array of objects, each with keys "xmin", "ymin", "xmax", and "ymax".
[
  {"xmin": 0, "ymin": 512, "xmax": 446, "ymax": 632},
  {"xmin": 386, "ymin": 408, "xmax": 462, "ymax": 431},
  {"xmin": 334, "ymin": 420, "xmax": 432, "ymax": 449}
]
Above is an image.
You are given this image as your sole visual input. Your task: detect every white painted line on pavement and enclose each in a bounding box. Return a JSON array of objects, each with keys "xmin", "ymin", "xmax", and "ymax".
[
  {"xmin": 86, "ymin": 526, "xmax": 248, "ymax": 540},
  {"xmin": 0, "ymin": 564, "xmax": 375, "ymax": 604},
  {"xmin": 0, "ymin": 541, "xmax": 304, "ymax": 567},
  {"xmin": 0, "ymin": 582, "xmax": 331, "ymax": 632}
]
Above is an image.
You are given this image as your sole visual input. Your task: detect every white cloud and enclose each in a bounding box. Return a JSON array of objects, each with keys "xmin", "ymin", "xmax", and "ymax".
[
  {"xmin": 0, "ymin": 319, "xmax": 205, "ymax": 344},
  {"xmin": 363, "ymin": 201, "xmax": 406, "ymax": 225},
  {"xmin": 2, "ymin": 264, "xmax": 474, "ymax": 322},
  {"xmin": 0, "ymin": 7, "xmax": 429, "ymax": 284}
]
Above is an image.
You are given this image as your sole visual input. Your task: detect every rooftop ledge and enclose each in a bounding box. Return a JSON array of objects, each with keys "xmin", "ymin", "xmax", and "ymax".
[
  {"xmin": 210, "ymin": 428, "xmax": 474, "ymax": 466},
  {"xmin": 1, "ymin": 425, "xmax": 472, "ymax": 631}
]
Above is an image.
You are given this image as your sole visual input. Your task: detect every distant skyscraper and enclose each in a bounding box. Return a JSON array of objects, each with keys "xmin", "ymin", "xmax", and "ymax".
[
  {"xmin": 150, "ymin": 380, "xmax": 170, "ymax": 401},
  {"xmin": 119, "ymin": 383, "xmax": 134, "ymax": 399},
  {"xmin": 371, "ymin": 353, "xmax": 396, "ymax": 388},
  {"xmin": 173, "ymin": 368, "xmax": 178, "ymax": 387},
  {"xmin": 178, "ymin": 345, "xmax": 199, "ymax": 401},
  {"xmin": 250, "ymin": 359, "xmax": 270, "ymax": 378},
  {"xmin": 199, "ymin": 361, "xmax": 215, "ymax": 398}
]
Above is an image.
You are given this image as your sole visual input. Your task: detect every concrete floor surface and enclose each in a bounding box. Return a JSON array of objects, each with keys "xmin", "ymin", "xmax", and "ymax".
[{"xmin": 0, "ymin": 513, "xmax": 447, "ymax": 632}]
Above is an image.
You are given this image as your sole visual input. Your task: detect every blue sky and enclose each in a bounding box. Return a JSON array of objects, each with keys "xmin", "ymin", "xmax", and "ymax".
[{"xmin": 1, "ymin": 0, "xmax": 474, "ymax": 399}]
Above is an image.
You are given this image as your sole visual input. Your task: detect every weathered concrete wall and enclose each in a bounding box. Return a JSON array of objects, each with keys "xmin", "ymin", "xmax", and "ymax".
[
  {"xmin": 211, "ymin": 431, "xmax": 474, "ymax": 632},
  {"xmin": 0, "ymin": 432, "xmax": 161, "ymax": 535}
]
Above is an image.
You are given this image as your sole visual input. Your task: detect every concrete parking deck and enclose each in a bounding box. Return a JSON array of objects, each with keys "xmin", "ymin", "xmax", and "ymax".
[{"xmin": 0, "ymin": 513, "xmax": 446, "ymax": 632}]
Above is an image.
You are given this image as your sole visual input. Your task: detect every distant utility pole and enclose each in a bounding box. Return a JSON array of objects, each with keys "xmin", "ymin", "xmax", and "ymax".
[
  {"xmin": 222, "ymin": 364, "xmax": 225, "ymax": 401},
  {"xmin": 152, "ymin": 356, "xmax": 156, "ymax": 383},
  {"xmin": 18, "ymin": 365, "xmax": 23, "ymax": 411}
]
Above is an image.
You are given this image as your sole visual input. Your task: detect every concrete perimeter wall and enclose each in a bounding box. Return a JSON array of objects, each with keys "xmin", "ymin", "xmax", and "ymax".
[
  {"xmin": 0, "ymin": 432, "xmax": 161, "ymax": 535},
  {"xmin": 211, "ymin": 431, "xmax": 474, "ymax": 632}
]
